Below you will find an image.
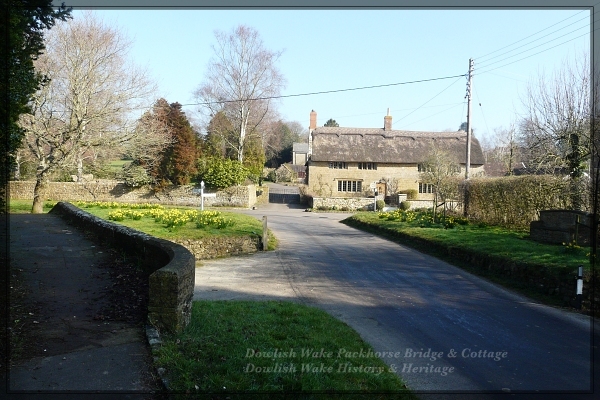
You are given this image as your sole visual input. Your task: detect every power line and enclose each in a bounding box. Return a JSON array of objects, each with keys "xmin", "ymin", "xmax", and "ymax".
[
  {"xmin": 475, "ymin": 8, "xmax": 592, "ymax": 61},
  {"xmin": 476, "ymin": 17, "xmax": 589, "ymax": 68},
  {"xmin": 337, "ymin": 102, "xmax": 464, "ymax": 120},
  {"xmin": 474, "ymin": 87, "xmax": 491, "ymax": 137},
  {"xmin": 393, "ymin": 76, "xmax": 464, "ymax": 126},
  {"xmin": 476, "ymin": 23, "xmax": 590, "ymax": 72},
  {"xmin": 398, "ymin": 102, "xmax": 464, "ymax": 130},
  {"xmin": 476, "ymin": 29, "xmax": 592, "ymax": 76},
  {"xmin": 180, "ymin": 74, "xmax": 467, "ymax": 107}
]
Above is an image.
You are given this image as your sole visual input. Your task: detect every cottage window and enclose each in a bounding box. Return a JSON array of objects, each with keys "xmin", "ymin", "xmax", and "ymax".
[
  {"xmin": 418, "ymin": 183, "xmax": 435, "ymax": 194},
  {"xmin": 358, "ymin": 162, "xmax": 377, "ymax": 170},
  {"xmin": 329, "ymin": 162, "xmax": 347, "ymax": 169},
  {"xmin": 337, "ymin": 180, "xmax": 362, "ymax": 192},
  {"xmin": 418, "ymin": 163, "xmax": 433, "ymax": 172}
]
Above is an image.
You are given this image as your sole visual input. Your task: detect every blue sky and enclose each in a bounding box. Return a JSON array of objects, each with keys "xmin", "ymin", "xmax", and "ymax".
[{"xmin": 71, "ymin": 8, "xmax": 590, "ymax": 145}]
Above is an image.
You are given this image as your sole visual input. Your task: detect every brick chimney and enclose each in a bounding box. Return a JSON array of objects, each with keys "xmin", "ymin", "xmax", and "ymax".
[
  {"xmin": 308, "ymin": 110, "xmax": 317, "ymax": 156},
  {"xmin": 384, "ymin": 108, "xmax": 392, "ymax": 131}
]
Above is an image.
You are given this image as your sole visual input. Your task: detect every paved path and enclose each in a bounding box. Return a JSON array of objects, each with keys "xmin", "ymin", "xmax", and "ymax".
[
  {"xmin": 8, "ymin": 213, "xmax": 160, "ymax": 396},
  {"xmin": 195, "ymin": 204, "xmax": 596, "ymax": 397}
]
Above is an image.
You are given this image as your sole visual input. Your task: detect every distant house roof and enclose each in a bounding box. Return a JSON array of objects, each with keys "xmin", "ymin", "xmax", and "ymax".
[
  {"xmin": 292, "ymin": 142, "xmax": 309, "ymax": 153},
  {"xmin": 286, "ymin": 164, "xmax": 306, "ymax": 173},
  {"xmin": 310, "ymin": 127, "xmax": 485, "ymax": 165}
]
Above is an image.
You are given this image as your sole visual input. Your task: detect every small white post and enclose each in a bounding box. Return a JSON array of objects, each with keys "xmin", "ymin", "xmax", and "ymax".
[
  {"xmin": 200, "ymin": 180, "xmax": 205, "ymax": 211},
  {"xmin": 262, "ymin": 216, "xmax": 268, "ymax": 251},
  {"xmin": 576, "ymin": 265, "xmax": 583, "ymax": 310}
]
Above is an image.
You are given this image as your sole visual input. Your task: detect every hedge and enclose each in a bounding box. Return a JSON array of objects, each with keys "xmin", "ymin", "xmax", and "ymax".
[{"xmin": 461, "ymin": 175, "xmax": 573, "ymax": 228}]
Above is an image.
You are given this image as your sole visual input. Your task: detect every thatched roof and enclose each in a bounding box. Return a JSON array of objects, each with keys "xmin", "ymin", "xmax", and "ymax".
[{"xmin": 310, "ymin": 127, "xmax": 485, "ymax": 165}]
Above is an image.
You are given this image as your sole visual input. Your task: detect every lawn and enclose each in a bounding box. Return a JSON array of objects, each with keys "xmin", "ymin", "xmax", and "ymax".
[
  {"xmin": 9, "ymin": 200, "xmax": 276, "ymax": 249},
  {"xmin": 154, "ymin": 300, "xmax": 415, "ymax": 397},
  {"xmin": 8, "ymin": 199, "xmax": 57, "ymax": 214},
  {"xmin": 345, "ymin": 210, "xmax": 588, "ymax": 270}
]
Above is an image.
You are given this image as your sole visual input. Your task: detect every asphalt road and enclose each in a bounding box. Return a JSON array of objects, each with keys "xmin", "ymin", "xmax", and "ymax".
[{"xmin": 194, "ymin": 203, "xmax": 596, "ymax": 397}]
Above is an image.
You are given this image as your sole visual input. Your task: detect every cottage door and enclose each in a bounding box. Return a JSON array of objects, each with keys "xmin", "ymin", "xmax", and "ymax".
[{"xmin": 376, "ymin": 182, "xmax": 387, "ymax": 197}]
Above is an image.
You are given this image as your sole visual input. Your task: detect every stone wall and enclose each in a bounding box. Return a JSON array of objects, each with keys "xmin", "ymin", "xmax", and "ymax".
[
  {"xmin": 49, "ymin": 202, "xmax": 195, "ymax": 334},
  {"xmin": 9, "ymin": 180, "xmax": 256, "ymax": 208},
  {"xmin": 530, "ymin": 210, "xmax": 593, "ymax": 246},
  {"xmin": 255, "ymin": 185, "xmax": 269, "ymax": 205},
  {"xmin": 311, "ymin": 197, "xmax": 376, "ymax": 211},
  {"xmin": 172, "ymin": 236, "xmax": 261, "ymax": 260}
]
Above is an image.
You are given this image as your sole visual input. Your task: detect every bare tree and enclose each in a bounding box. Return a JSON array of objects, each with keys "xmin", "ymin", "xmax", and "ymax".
[
  {"xmin": 193, "ymin": 25, "xmax": 286, "ymax": 163},
  {"xmin": 518, "ymin": 53, "xmax": 590, "ymax": 209},
  {"xmin": 125, "ymin": 100, "xmax": 176, "ymax": 174},
  {"xmin": 487, "ymin": 124, "xmax": 520, "ymax": 176},
  {"xmin": 420, "ymin": 146, "xmax": 461, "ymax": 222},
  {"xmin": 19, "ymin": 12, "xmax": 155, "ymax": 213}
]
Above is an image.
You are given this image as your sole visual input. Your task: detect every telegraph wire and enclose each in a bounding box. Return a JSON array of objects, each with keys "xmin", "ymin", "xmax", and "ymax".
[
  {"xmin": 393, "ymin": 76, "xmax": 464, "ymax": 126},
  {"xmin": 475, "ymin": 7, "xmax": 593, "ymax": 62},
  {"xmin": 476, "ymin": 18, "xmax": 589, "ymax": 68},
  {"xmin": 398, "ymin": 102, "xmax": 464, "ymax": 130},
  {"xmin": 337, "ymin": 102, "xmax": 464, "ymax": 120},
  {"xmin": 476, "ymin": 29, "xmax": 592, "ymax": 76},
  {"xmin": 180, "ymin": 74, "xmax": 467, "ymax": 107},
  {"xmin": 474, "ymin": 87, "xmax": 491, "ymax": 137},
  {"xmin": 476, "ymin": 23, "xmax": 590, "ymax": 72}
]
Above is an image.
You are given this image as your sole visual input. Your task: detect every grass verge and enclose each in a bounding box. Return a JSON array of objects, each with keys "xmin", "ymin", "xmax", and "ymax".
[
  {"xmin": 8, "ymin": 200, "xmax": 57, "ymax": 214},
  {"xmin": 9, "ymin": 200, "xmax": 277, "ymax": 250},
  {"xmin": 154, "ymin": 300, "xmax": 415, "ymax": 398},
  {"xmin": 346, "ymin": 212, "xmax": 587, "ymax": 269},
  {"xmin": 343, "ymin": 211, "xmax": 589, "ymax": 310}
]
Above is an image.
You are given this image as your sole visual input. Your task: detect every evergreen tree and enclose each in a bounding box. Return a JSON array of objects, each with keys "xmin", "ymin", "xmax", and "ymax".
[
  {"xmin": 324, "ymin": 118, "xmax": 339, "ymax": 127},
  {"xmin": 164, "ymin": 102, "xmax": 200, "ymax": 185},
  {"xmin": 138, "ymin": 99, "xmax": 200, "ymax": 187}
]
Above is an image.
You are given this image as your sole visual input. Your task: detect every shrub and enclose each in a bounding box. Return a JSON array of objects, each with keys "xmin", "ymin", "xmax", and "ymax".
[
  {"xmin": 121, "ymin": 164, "xmax": 153, "ymax": 188},
  {"xmin": 376, "ymin": 199, "xmax": 385, "ymax": 211},
  {"xmin": 265, "ymin": 169, "xmax": 277, "ymax": 182},
  {"xmin": 399, "ymin": 189, "xmax": 418, "ymax": 200},
  {"xmin": 399, "ymin": 201, "xmax": 410, "ymax": 210},
  {"xmin": 298, "ymin": 185, "xmax": 313, "ymax": 205},
  {"xmin": 198, "ymin": 157, "xmax": 249, "ymax": 189}
]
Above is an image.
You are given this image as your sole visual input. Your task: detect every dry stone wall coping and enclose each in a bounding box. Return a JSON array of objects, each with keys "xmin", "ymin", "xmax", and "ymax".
[
  {"xmin": 9, "ymin": 181, "xmax": 257, "ymax": 208},
  {"xmin": 49, "ymin": 201, "xmax": 195, "ymax": 333}
]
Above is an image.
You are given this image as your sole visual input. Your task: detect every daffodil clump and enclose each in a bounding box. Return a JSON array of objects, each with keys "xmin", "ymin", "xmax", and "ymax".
[
  {"xmin": 195, "ymin": 210, "xmax": 234, "ymax": 229},
  {"xmin": 378, "ymin": 209, "xmax": 469, "ymax": 229},
  {"xmin": 76, "ymin": 201, "xmax": 234, "ymax": 231}
]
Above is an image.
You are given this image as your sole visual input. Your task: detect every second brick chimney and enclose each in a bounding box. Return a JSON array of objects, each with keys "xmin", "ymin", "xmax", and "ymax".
[
  {"xmin": 384, "ymin": 108, "xmax": 392, "ymax": 131},
  {"xmin": 310, "ymin": 110, "xmax": 317, "ymax": 131}
]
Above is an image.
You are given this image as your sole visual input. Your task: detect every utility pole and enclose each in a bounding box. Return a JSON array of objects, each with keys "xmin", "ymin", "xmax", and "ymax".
[{"xmin": 465, "ymin": 58, "xmax": 474, "ymax": 180}]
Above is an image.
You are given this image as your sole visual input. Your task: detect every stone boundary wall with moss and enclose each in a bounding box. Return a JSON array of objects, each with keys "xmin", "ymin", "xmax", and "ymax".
[
  {"xmin": 172, "ymin": 236, "xmax": 261, "ymax": 260},
  {"xmin": 49, "ymin": 202, "xmax": 195, "ymax": 334},
  {"xmin": 311, "ymin": 197, "xmax": 376, "ymax": 211},
  {"xmin": 9, "ymin": 180, "xmax": 256, "ymax": 208}
]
